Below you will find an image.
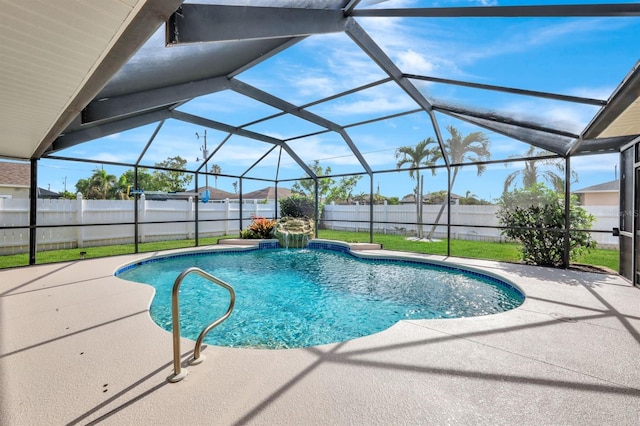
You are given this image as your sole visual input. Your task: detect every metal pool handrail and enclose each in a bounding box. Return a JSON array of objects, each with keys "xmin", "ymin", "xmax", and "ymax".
[{"xmin": 167, "ymin": 267, "xmax": 235, "ymax": 383}]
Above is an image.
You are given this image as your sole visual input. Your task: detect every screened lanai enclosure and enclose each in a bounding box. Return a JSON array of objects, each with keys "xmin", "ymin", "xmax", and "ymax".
[{"xmin": 1, "ymin": 1, "xmax": 640, "ymax": 282}]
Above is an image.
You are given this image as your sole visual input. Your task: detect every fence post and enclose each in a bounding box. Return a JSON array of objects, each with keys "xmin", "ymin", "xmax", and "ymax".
[
  {"xmin": 188, "ymin": 197, "xmax": 194, "ymax": 239},
  {"xmin": 224, "ymin": 198, "xmax": 230, "ymax": 235},
  {"xmin": 383, "ymin": 200, "xmax": 388, "ymax": 234},
  {"xmin": 140, "ymin": 194, "xmax": 146, "ymax": 243},
  {"xmin": 355, "ymin": 202, "xmax": 360, "ymax": 232},
  {"xmin": 76, "ymin": 193, "xmax": 84, "ymax": 248},
  {"xmin": 452, "ymin": 202, "xmax": 459, "ymax": 239}
]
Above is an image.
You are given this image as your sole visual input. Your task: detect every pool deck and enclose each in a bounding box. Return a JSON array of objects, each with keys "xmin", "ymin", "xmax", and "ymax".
[{"xmin": 1, "ymin": 245, "xmax": 640, "ymax": 425}]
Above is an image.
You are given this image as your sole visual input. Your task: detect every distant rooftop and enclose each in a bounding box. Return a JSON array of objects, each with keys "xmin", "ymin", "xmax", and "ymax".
[
  {"xmin": 574, "ymin": 179, "xmax": 620, "ymax": 193},
  {"xmin": 0, "ymin": 161, "xmax": 29, "ymax": 187}
]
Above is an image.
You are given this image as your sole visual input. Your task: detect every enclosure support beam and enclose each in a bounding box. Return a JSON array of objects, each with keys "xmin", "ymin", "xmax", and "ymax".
[
  {"xmin": 275, "ymin": 148, "xmax": 283, "ymax": 221},
  {"xmin": 171, "ymin": 110, "xmax": 317, "ymax": 180},
  {"xmin": 137, "ymin": 121, "xmax": 165, "ymax": 166},
  {"xmin": 51, "ymin": 109, "xmax": 173, "ymax": 153},
  {"xmin": 315, "ymin": 181, "xmax": 319, "ymax": 238},
  {"xmin": 167, "ymin": 4, "xmax": 346, "ymax": 44},
  {"xmin": 197, "ymin": 134, "xmax": 233, "ymax": 174},
  {"xmin": 134, "ymin": 166, "xmax": 139, "ymax": 254},
  {"xmin": 241, "ymin": 146, "xmax": 278, "ymax": 178},
  {"xmin": 439, "ymin": 109, "xmax": 572, "ymax": 156},
  {"xmin": 239, "ymin": 179, "xmax": 243, "ymax": 237},
  {"xmin": 194, "ymin": 173, "xmax": 199, "ymax": 247},
  {"xmin": 369, "ymin": 175, "xmax": 374, "ymax": 244},
  {"xmin": 29, "ymin": 159, "xmax": 38, "ymax": 266},
  {"xmin": 573, "ymin": 135, "xmax": 638, "ymax": 154},
  {"xmin": 447, "ymin": 167, "xmax": 451, "ymax": 257},
  {"xmin": 229, "ymin": 79, "xmax": 373, "ymax": 176},
  {"xmin": 81, "ymin": 77, "xmax": 229, "ymax": 125},
  {"xmin": 436, "ymin": 106, "xmax": 579, "ymax": 139},
  {"xmin": 406, "ymin": 74, "xmax": 606, "ymax": 106},
  {"xmin": 563, "ymin": 156, "xmax": 571, "ymax": 268},
  {"xmin": 351, "ymin": 4, "xmax": 640, "ymax": 18},
  {"xmin": 345, "ymin": 18, "xmax": 451, "ymax": 169}
]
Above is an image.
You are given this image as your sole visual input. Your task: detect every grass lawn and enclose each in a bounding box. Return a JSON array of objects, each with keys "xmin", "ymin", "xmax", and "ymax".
[
  {"xmin": 0, "ymin": 231, "xmax": 619, "ymax": 272},
  {"xmin": 317, "ymin": 229, "xmax": 619, "ymax": 272},
  {"xmin": 0, "ymin": 237, "xmax": 225, "ymax": 269}
]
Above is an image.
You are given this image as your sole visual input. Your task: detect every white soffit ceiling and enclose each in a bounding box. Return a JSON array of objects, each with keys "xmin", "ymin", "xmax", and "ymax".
[
  {"xmin": 599, "ymin": 100, "xmax": 640, "ymax": 139},
  {"xmin": 0, "ymin": 0, "xmax": 155, "ymax": 160}
]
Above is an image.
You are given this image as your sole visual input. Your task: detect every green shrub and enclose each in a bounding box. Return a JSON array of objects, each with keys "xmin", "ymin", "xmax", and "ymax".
[
  {"xmin": 241, "ymin": 215, "xmax": 277, "ymax": 239},
  {"xmin": 279, "ymin": 195, "xmax": 316, "ymax": 218},
  {"xmin": 497, "ymin": 183, "xmax": 596, "ymax": 267}
]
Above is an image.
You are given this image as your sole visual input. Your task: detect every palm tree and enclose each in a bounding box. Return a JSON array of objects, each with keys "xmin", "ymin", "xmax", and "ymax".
[
  {"xmin": 83, "ymin": 168, "xmax": 117, "ymax": 199},
  {"xmin": 395, "ymin": 138, "xmax": 438, "ymax": 238},
  {"xmin": 503, "ymin": 146, "xmax": 577, "ymax": 193},
  {"xmin": 426, "ymin": 125, "xmax": 490, "ymax": 240},
  {"xmin": 210, "ymin": 164, "xmax": 221, "ymax": 188}
]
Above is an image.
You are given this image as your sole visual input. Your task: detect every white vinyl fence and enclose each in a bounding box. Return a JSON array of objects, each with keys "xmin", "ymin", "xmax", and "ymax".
[
  {"xmin": 0, "ymin": 197, "xmax": 619, "ymax": 255},
  {"xmin": 322, "ymin": 202, "xmax": 619, "ymax": 248},
  {"xmin": 0, "ymin": 195, "xmax": 276, "ymax": 255}
]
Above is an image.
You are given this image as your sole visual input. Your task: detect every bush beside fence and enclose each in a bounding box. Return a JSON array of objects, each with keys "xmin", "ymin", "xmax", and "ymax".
[{"xmin": 321, "ymin": 203, "xmax": 619, "ymax": 248}]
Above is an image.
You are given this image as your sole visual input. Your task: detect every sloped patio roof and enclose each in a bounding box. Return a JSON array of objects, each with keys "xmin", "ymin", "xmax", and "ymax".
[{"xmin": 1, "ymin": 1, "xmax": 640, "ymax": 177}]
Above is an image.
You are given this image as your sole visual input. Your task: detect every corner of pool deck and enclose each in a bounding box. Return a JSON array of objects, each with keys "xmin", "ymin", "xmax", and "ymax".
[
  {"xmin": 216, "ymin": 238, "xmax": 382, "ymax": 251},
  {"xmin": 216, "ymin": 238, "xmax": 275, "ymax": 246},
  {"xmin": 1, "ymin": 248, "xmax": 640, "ymax": 425},
  {"xmin": 345, "ymin": 242, "xmax": 382, "ymax": 250}
]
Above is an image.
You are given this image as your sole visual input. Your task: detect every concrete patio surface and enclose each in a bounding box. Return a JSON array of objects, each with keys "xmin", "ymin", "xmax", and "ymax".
[{"xmin": 1, "ymin": 246, "xmax": 639, "ymax": 425}]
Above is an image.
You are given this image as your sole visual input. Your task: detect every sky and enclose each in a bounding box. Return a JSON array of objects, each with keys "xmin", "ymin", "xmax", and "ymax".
[{"xmin": 36, "ymin": 0, "xmax": 640, "ymax": 201}]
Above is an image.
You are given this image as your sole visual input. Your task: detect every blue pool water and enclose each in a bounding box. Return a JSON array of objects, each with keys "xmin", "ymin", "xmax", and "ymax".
[{"xmin": 116, "ymin": 248, "xmax": 524, "ymax": 349}]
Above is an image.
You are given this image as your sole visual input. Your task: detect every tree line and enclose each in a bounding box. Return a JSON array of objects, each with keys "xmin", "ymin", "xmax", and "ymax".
[{"xmin": 63, "ymin": 157, "xmax": 202, "ymax": 200}]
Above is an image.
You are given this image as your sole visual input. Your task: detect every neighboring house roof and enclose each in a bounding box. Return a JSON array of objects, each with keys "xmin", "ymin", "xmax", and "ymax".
[
  {"xmin": 0, "ymin": 161, "xmax": 30, "ymax": 187},
  {"xmin": 0, "ymin": 161, "xmax": 61, "ymax": 198},
  {"xmin": 243, "ymin": 186, "xmax": 292, "ymax": 200},
  {"xmin": 197, "ymin": 186, "xmax": 236, "ymax": 200},
  {"xmin": 573, "ymin": 179, "xmax": 619, "ymax": 193},
  {"xmin": 37, "ymin": 187, "xmax": 62, "ymax": 199},
  {"xmin": 196, "ymin": 186, "xmax": 292, "ymax": 200}
]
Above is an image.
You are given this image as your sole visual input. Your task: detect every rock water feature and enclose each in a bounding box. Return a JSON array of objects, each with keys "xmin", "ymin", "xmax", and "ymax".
[{"xmin": 273, "ymin": 217, "xmax": 315, "ymax": 248}]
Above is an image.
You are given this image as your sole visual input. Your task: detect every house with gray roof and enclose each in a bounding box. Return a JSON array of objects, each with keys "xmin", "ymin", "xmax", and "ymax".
[
  {"xmin": 0, "ymin": 161, "xmax": 61, "ymax": 199},
  {"xmin": 573, "ymin": 179, "xmax": 619, "ymax": 206}
]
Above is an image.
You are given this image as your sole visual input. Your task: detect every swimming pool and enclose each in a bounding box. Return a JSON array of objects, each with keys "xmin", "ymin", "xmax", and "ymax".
[{"xmin": 116, "ymin": 245, "xmax": 524, "ymax": 349}]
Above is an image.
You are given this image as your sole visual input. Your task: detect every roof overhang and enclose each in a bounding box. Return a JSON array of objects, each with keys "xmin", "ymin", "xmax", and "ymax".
[
  {"xmin": 0, "ymin": 0, "xmax": 183, "ymax": 160},
  {"xmin": 2, "ymin": 1, "xmax": 640, "ymax": 164},
  {"xmin": 581, "ymin": 61, "xmax": 640, "ymax": 141}
]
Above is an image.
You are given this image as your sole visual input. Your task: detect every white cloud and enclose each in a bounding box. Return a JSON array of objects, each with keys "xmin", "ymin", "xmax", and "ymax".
[
  {"xmin": 421, "ymin": 1, "xmax": 499, "ymax": 5},
  {"xmin": 292, "ymin": 76, "xmax": 335, "ymax": 98},
  {"xmin": 568, "ymin": 86, "xmax": 615, "ymax": 102},
  {"xmin": 322, "ymin": 93, "xmax": 416, "ymax": 116},
  {"xmin": 255, "ymin": 7, "xmax": 629, "ymax": 122},
  {"xmin": 491, "ymin": 99, "xmax": 599, "ymax": 135},
  {"xmin": 360, "ymin": 0, "xmax": 417, "ymax": 11},
  {"xmin": 571, "ymin": 153, "xmax": 619, "ymax": 173},
  {"xmin": 285, "ymin": 137, "xmax": 360, "ymax": 166},
  {"xmin": 395, "ymin": 50, "xmax": 435, "ymax": 75},
  {"xmin": 91, "ymin": 152, "xmax": 128, "ymax": 163}
]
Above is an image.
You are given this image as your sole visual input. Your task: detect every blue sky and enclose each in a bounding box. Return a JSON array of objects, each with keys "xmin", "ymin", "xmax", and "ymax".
[{"xmin": 38, "ymin": 0, "xmax": 639, "ymax": 201}]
